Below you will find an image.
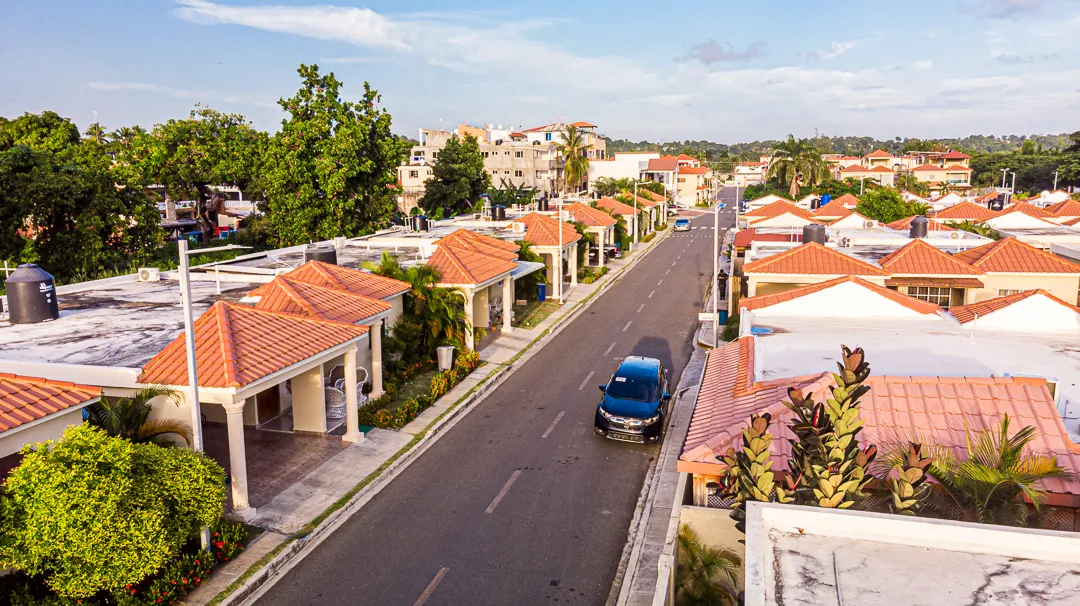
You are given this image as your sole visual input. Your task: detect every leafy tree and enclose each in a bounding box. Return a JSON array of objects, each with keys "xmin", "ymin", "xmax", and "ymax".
[
  {"xmin": 592, "ymin": 176, "xmax": 634, "ymax": 197},
  {"xmin": 895, "ymin": 174, "xmax": 930, "ymax": 197},
  {"xmin": 86, "ymin": 386, "xmax": 192, "ymax": 446},
  {"xmin": 514, "ymin": 239, "xmax": 547, "ymax": 302},
  {"xmin": 120, "ymin": 105, "xmax": 265, "ymax": 242},
  {"xmin": 372, "ymin": 253, "xmax": 471, "ymax": 353},
  {"xmin": 0, "ymin": 111, "xmax": 81, "ymax": 154},
  {"xmin": 0, "ymin": 425, "xmax": 225, "ymax": 598},
  {"xmin": 638, "ymin": 180, "xmax": 667, "ymax": 197},
  {"xmin": 556, "ymin": 124, "xmax": 592, "ymax": 194},
  {"xmin": 765, "ymin": 135, "xmax": 829, "ymax": 198},
  {"xmin": 946, "ymin": 220, "xmax": 1000, "ymax": 240},
  {"xmin": 676, "ymin": 524, "xmax": 741, "ymax": 606},
  {"xmin": 420, "ymin": 134, "xmax": 490, "ymax": 217},
  {"xmin": 855, "ymin": 188, "xmax": 909, "ymax": 223},
  {"xmin": 486, "ymin": 178, "xmax": 537, "ymax": 209},
  {"xmin": 262, "ymin": 64, "xmax": 408, "ymax": 245},
  {"xmin": 83, "ymin": 122, "xmax": 107, "ymax": 144}
]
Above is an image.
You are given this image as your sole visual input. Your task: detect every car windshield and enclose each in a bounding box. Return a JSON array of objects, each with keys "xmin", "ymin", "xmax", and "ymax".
[
  {"xmin": 606, "ymin": 372, "xmax": 659, "ymax": 402},
  {"xmin": 676, "ymin": 219, "xmax": 689, "ymax": 225}
]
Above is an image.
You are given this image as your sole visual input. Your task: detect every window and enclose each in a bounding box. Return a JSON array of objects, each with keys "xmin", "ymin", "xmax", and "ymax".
[
  {"xmin": 409, "ymin": 170, "xmax": 418, "ymax": 179},
  {"xmin": 908, "ymin": 286, "xmax": 953, "ymax": 308},
  {"xmin": 678, "ymin": 177, "xmax": 686, "ymax": 183},
  {"xmin": 492, "ymin": 170, "xmax": 498, "ymax": 175},
  {"xmin": 515, "ymin": 170, "xmax": 523, "ymax": 178},
  {"xmin": 998, "ymin": 289, "xmax": 1025, "ymax": 296},
  {"xmin": 482, "ymin": 152, "xmax": 489, "ymax": 158},
  {"xmin": 432, "ymin": 151, "xmax": 438, "ymax": 158},
  {"xmin": 535, "ymin": 171, "xmax": 541, "ymax": 179},
  {"xmin": 414, "ymin": 150, "xmax": 425, "ymax": 157},
  {"xmin": 504, "ymin": 170, "xmax": 510, "ymax": 175},
  {"xmin": 533, "ymin": 140, "xmax": 541, "ymax": 146},
  {"xmin": 504, "ymin": 151, "xmax": 510, "ymax": 156},
  {"xmin": 515, "ymin": 151, "xmax": 524, "ymax": 158}
]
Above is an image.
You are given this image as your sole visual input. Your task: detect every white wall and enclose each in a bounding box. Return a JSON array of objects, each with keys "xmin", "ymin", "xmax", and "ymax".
[
  {"xmin": 587, "ymin": 153, "xmax": 657, "ymax": 187},
  {"xmin": 0, "ymin": 407, "xmax": 88, "ymax": 458},
  {"xmin": 983, "ymin": 213, "xmax": 1059, "ymax": 230},
  {"xmin": 963, "ymin": 294, "xmax": 1080, "ymax": 333},
  {"xmin": 751, "ymin": 281, "xmax": 938, "ymax": 319}
]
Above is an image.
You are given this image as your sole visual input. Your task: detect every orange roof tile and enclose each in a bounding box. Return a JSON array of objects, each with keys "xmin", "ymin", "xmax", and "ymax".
[
  {"xmin": 993, "ymin": 201, "xmax": 1057, "ymax": 221},
  {"xmin": 810, "ymin": 204, "xmax": 852, "ymax": 219},
  {"xmin": 646, "ymin": 158, "xmax": 678, "ymax": 171},
  {"xmin": 139, "ymin": 302, "xmax": 368, "ymax": 389},
  {"xmin": 637, "ymin": 189, "xmax": 667, "ymax": 202},
  {"xmin": 518, "ymin": 212, "xmax": 582, "ymax": 247},
  {"xmin": 949, "ymin": 289, "xmax": 1080, "ymax": 324},
  {"xmin": 743, "ymin": 200, "xmax": 813, "ymax": 220},
  {"xmin": 737, "ymin": 275, "xmax": 941, "ymax": 314},
  {"xmin": 283, "ymin": 261, "xmax": 410, "ymax": 300},
  {"xmin": 942, "ymin": 150, "xmax": 972, "ymax": 159},
  {"xmin": 831, "ymin": 193, "xmax": 860, "ymax": 208},
  {"xmin": 595, "ymin": 196, "xmax": 639, "ymax": 217},
  {"xmin": 885, "ymin": 215, "xmax": 956, "ymax": 232},
  {"xmin": 251, "ymin": 277, "xmax": 390, "ymax": 324},
  {"xmin": 877, "ymin": 238, "xmax": 984, "ymax": 276},
  {"xmin": 943, "ymin": 164, "xmax": 972, "ymax": 171},
  {"xmin": 678, "ymin": 338, "xmax": 1080, "ymax": 493},
  {"xmin": 0, "ymin": 374, "xmax": 101, "ymax": 434},
  {"xmin": 932, "ymin": 201, "xmax": 997, "ymax": 222},
  {"xmin": 679, "ymin": 166, "xmax": 710, "ymax": 175},
  {"xmin": 1063, "ymin": 217, "xmax": 1080, "ymax": 227},
  {"xmin": 913, "ymin": 164, "xmax": 945, "ymax": 172},
  {"xmin": 427, "ymin": 243, "xmax": 518, "ymax": 285},
  {"xmin": 1046, "ymin": 199, "xmax": 1080, "ymax": 217},
  {"xmin": 868, "ymin": 165, "xmax": 894, "ymax": 173},
  {"xmin": 435, "ymin": 228, "xmax": 519, "ymax": 261},
  {"xmin": 742, "ymin": 242, "xmax": 888, "ymax": 276},
  {"xmin": 565, "ymin": 202, "xmax": 617, "ymax": 228},
  {"xmin": 571, "ymin": 121, "xmax": 596, "ymax": 128},
  {"xmin": 840, "ymin": 164, "xmax": 870, "ymax": 173},
  {"xmin": 952, "ymin": 238, "xmax": 1080, "ymax": 274},
  {"xmin": 864, "ymin": 149, "xmax": 894, "ymax": 158}
]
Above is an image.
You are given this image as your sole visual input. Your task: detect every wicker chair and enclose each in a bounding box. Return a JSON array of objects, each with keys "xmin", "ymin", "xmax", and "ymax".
[
  {"xmin": 334, "ymin": 367, "xmax": 371, "ymax": 407},
  {"xmin": 325, "ymin": 386, "xmax": 347, "ymax": 419}
]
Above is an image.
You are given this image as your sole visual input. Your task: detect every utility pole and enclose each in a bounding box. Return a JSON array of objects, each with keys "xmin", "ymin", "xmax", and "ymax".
[
  {"xmin": 633, "ymin": 181, "xmax": 639, "ymax": 251},
  {"xmin": 557, "ymin": 196, "xmax": 564, "ymax": 304},
  {"xmin": 712, "ymin": 200, "xmax": 720, "ymax": 347},
  {"xmin": 1000, "ymin": 168, "xmax": 1009, "ymax": 189},
  {"xmin": 1054, "ymin": 170, "xmax": 1059, "ymax": 191},
  {"xmin": 1011, "ymin": 171, "xmax": 1017, "ymax": 194}
]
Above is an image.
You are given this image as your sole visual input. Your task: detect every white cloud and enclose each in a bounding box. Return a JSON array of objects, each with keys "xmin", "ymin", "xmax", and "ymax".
[
  {"xmin": 807, "ymin": 41, "xmax": 856, "ymax": 61},
  {"xmin": 911, "ymin": 60, "xmax": 934, "ymax": 70}
]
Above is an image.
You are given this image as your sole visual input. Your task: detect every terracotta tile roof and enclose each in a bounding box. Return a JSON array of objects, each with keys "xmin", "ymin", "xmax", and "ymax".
[
  {"xmin": 595, "ymin": 196, "xmax": 638, "ymax": 217},
  {"xmin": 1046, "ymin": 199, "xmax": 1080, "ymax": 217},
  {"xmin": 743, "ymin": 201, "xmax": 813, "ymax": 220},
  {"xmin": 868, "ymin": 165, "xmax": 894, "ymax": 173},
  {"xmin": 952, "ymin": 238, "xmax": 1080, "ymax": 274},
  {"xmin": 251, "ymin": 277, "xmax": 390, "ymax": 324},
  {"xmin": 521, "ymin": 122, "xmax": 559, "ymax": 133},
  {"xmin": 676, "ymin": 153, "xmax": 696, "ymax": 162},
  {"xmin": 679, "ymin": 166, "xmax": 710, "ymax": 175},
  {"xmin": 931, "ymin": 201, "xmax": 997, "ymax": 222},
  {"xmin": 0, "ymin": 374, "xmax": 101, "ymax": 434},
  {"xmin": 993, "ymin": 201, "xmax": 1058, "ymax": 220},
  {"xmin": 518, "ymin": 212, "xmax": 582, "ymax": 247},
  {"xmin": 1063, "ymin": 217, "xmax": 1080, "ymax": 227},
  {"xmin": 864, "ymin": 149, "xmax": 894, "ymax": 158},
  {"xmin": 509, "ymin": 131, "xmax": 526, "ymax": 138},
  {"xmin": 139, "ymin": 302, "xmax": 368, "ymax": 389},
  {"xmin": 811, "ymin": 204, "xmax": 853, "ymax": 219},
  {"xmin": 679, "ymin": 337, "xmax": 1080, "ymax": 493},
  {"xmin": 637, "ymin": 189, "xmax": 667, "ymax": 202},
  {"xmin": 840, "ymin": 155, "xmax": 862, "ymax": 160},
  {"xmin": 435, "ymin": 228, "xmax": 519, "ymax": 261},
  {"xmin": 732, "ymin": 229, "xmax": 801, "ymax": 248},
  {"xmin": 831, "ymin": 193, "xmax": 860, "ymax": 208},
  {"xmin": 949, "ymin": 289, "xmax": 1080, "ymax": 324},
  {"xmin": 737, "ymin": 275, "xmax": 941, "ymax": 314},
  {"xmin": 571, "ymin": 121, "xmax": 596, "ymax": 128},
  {"xmin": 283, "ymin": 261, "xmax": 410, "ymax": 300},
  {"xmin": 646, "ymin": 158, "xmax": 678, "ymax": 171},
  {"xmin": 624, "ymin": 194, "xmax": 658, "ymax": 207},
  {"xmin": 877, "ymin": 238, "xmax": 984, "ymax": 276},
  {"xmin": 840, "ymin": 165, "xmax": 870, "ymax": 173},
  {"xmin": 565, "ymin": 202, "xmax": 617, "ymax": 228},
  {"xmin": 942, "ymin": 150, "xmax": 972, "ymax": 159},
  {"xmin": 427, "ymin": 243, "xmax": 518, "ymax": 285},
  {"xmin": 886, "ymin": 216, "xmax": 956, "ymax": 232},
  {"xmin": 742, "ymin": 242, "xmax": 888, "ymax": 276},
  {"xmin": 913, "ymin": 164, "xmax": 946, "ymax": 172},
  {"xmin": 943, "ymin": 164, "xmax": 973, "ymax": 171}
]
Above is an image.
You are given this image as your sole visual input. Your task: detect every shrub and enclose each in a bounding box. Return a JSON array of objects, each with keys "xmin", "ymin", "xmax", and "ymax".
[
  {"xmin": 114, "ymin": 552, "xmax": 214, "ymax": 606},
  {"xmin": 210, "ymin": 519, "xmax": 247, "ymax": 563},
  {"xmin": 0, "ymin": 425, "xmax": 225, "ymax": 598}
]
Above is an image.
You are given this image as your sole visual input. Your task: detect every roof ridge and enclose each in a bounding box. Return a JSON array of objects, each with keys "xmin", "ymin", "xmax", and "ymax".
[
  {"xmin": 276, "ymin": 277, "xmax": 322, "ymax": 317},
  {"xmin": 215, "ymin": 302, "xmax": 242, "ymax": 388},
  {"xmin": 311, "ymin": 261, "xmax": 347, "ymax": 289},
  {"xmin": 439, "ymin": 244, "xmax": 476, "ymax": 283}
]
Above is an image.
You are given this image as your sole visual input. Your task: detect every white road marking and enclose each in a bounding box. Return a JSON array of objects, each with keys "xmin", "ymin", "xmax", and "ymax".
[
  {"xmin": 577, "ymin": 371, "xmax": 596, "ymax": 391},
  {"xmin": 672, "ymin": 261, "xmax": 677, "ymax": 266},
  {"xmin": 542, "ymin": 410, "xmax": 567, "ymax": 438},
  {"xmin": 413, "ymin": 567, "xmax": 450, "ymax": 606},
  {"xmin": 604, "ymin": 341, "xmax": 617, "ymax": 356},
  {"xmin": 637, "ymin": 304, "xmax": 645, "ymax": 313},
  {"xmin": 665, "ymin": 269, "xmax": 670, "ymax": 275},
  {"xmin": 486, "ymin": 470, "xmax": 522, "ymax": 514},
  {"xmin": 622, "ymin": 320, "xmax": 633, "ymax": 332},
  {"xmin": 648, "ymin": 290, "xmax": 655, "ymax": 298},
  {"xmin": 657, "ymin": 279, "xmax": 663, "ymax": 285}
]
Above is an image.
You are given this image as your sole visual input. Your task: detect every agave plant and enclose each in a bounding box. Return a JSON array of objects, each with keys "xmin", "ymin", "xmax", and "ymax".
[
  {"xmin": 676, "ymin": 524, "xmax": 742, "ymax": 606},
  {"xmin": 85, "ymin": 386, "xmax": 192, "ymax": 446}
]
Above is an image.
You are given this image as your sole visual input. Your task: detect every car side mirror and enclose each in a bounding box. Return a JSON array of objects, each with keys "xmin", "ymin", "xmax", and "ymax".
[
  {"xmin": 662, "ymin": 392, "xmax": 672, "ymax": 401},
  {"xmin": 599, "ymin": 384, "xmax": 607, "ymax": 393}
]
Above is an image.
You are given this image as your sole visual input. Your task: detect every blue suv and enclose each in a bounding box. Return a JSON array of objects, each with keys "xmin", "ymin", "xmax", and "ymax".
[{"xmin": 594, "ymin": 356, "xmax": 671, "ymax": 444}]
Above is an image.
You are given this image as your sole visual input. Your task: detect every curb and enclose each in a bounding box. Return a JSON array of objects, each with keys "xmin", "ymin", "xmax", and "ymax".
[{"xmin": 214, "ymin": 226, "xmax": 674, "ymax": 606}]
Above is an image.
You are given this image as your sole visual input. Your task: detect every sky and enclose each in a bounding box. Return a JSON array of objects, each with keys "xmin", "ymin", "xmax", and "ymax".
[{"xmin": 2, "ymin": 0, "xmax": 1079, "ymax": 143}]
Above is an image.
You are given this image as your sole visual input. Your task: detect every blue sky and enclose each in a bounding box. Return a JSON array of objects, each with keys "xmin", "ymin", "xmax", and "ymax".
[{"xmin": 2, "ymin": 0, "xmax": 1078, "ymax": 142}]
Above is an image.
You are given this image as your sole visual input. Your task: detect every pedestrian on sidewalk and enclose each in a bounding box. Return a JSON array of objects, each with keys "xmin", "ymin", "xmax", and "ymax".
[{"xmin": 717, "ymin": 270, "xmax": 728, "ymax": 300}]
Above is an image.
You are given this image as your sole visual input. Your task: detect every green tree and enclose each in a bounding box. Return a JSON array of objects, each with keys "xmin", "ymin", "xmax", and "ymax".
[
  {"xmin": 556, "ymin": 124, "xmax": 592, "ymax": 194},
  {"xmin": 86, "ymin": 386, "xmax": 192, "ymax": 446},
  {"xmin": 0, "ymin": 425, "xmax": 225, "ymax": 598},
  {"xmin": 676, "ymin": 525, "xmax": 741, "ymax": 606},
  {"xmin": 486, "ymin": 178, "xmax": 537, "ymax": 209},
  {"xmin": 514, "ymin": 239, "xmax": 547, "ymax": 302},
  {"xmin": 766, "ymin": 134, "xmax": 829, "ymax": 198},
  {"xmin": 372, "ymin": 253, "xmax": 471, "ymax": 353},
  {"xmin": 262, "ymin": 64, "xmax": 408, "ymax": 245},
  {"xmin": 420, "ymin": 134, "xmax": 490, "ymax": 217},
  {"xmin": 121, "ymin": 105, "xmax": 265, "ymax": 242},
  {"xmin": 855, "ymin": 188, "xmax": 910, "ymax": 223},
  {"xmin": 895, "ymin": 173, "xmax": 930, "ymax": 197},
  {"xmin": 0, "ymin": 111, "xmax": 81, "ymax": 154},
  {"xmin": 83, "ymin": 122, "xmax": 107, "ymax": 144}
]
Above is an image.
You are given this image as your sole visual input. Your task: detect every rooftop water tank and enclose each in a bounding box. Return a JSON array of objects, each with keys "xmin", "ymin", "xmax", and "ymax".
[
  {"xmin": 495, "ymin": 205, "xmax": 506, "ymax": 221},
  {"xmin": 909, "ymin": 215, "xmax": 929, "ymax": 239},
  {"xmin": 802, "ymin": 224, "xmax": 826, "ymax": 246},
  {"xmin": 304, "ymin": 244, "xmax": 337, "ymax": 266},
  {"xmin": 5, "ymin": 264, "xmax": 59, "ymax": 324},
  {"xmin": 416, "ymin": 215, "xmax": 429, "ymax": 232}
]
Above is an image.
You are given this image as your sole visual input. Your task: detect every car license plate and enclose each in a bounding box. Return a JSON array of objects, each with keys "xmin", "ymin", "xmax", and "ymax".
[{"xmin": 609, "ymin": 432, "xmax": 642, "ymax": 443}]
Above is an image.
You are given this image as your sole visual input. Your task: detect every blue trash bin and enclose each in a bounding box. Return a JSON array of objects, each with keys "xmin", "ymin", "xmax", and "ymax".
[
  {"xmin": 719, "ymin": 310, "xmax": 729, "ymax": 324},
  {"xmin": 537, "ymin": 283, "xmax": 547, "ymax": 302}
]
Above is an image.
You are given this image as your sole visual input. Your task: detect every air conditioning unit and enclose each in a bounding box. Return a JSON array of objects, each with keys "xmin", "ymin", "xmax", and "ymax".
[
  {"xmin": 949, "ymin": 230, "xmax": 964, "ymax": 240},
  {"xmin": 842, "ymin": 237, "xmax": 854, "ymax": 248},
  {"xmin": 137, "ymin": 267, "xmax": 161, "ymax": 282},
  {"xmin": 863, "ymin": 220, "xmax": 876, "ymax": 229},
  {"xmin": 511, "ymin": 222, "xmax": 527, "ymax": 233}
]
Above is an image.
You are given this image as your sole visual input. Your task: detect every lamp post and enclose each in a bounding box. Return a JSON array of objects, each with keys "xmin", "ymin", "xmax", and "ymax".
[
  {"xmin": 633, "ymin": 181, "xmax": 640, "ymax": 251},
  {"xmin": 1011, "ymin": 171, "xmax": 1017, "ymax": 194},
  {"xmin": 1000, "ymin": 168, "xmax": 1009, "ymax": 189},
  {"xmin": 712, "ymin": 199, "xmax": 720, "ymax": 347},
  {"xmin": 557, "ymin": 196, "xmax": 564, "ymax": 304}
]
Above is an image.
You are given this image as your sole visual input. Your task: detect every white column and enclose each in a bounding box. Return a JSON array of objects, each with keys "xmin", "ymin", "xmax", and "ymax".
[
  {"xmin": 502, "ymin": 278, "xmax": 513, "ymax": 332},
  {"xmin": 370, "ymin": 321, "xmax": 384, "ymax": 398},
  {"xmin": 342, "ymin": 347, "xmax": 362, "ymax": 444},
  {"xmin": 570, "ymin": 245, "xmax": 578, "ymax": 287},
  {"xmin": 464, "ymin": 290, "xmax": 475, "ymax": 350},
  {"xmin": 223, "ymin": 400, "xmax": 256, "ymax": 521},
  {"xmin": 596, "ymin": 229, "xmax": 604, "ymax": 266}
]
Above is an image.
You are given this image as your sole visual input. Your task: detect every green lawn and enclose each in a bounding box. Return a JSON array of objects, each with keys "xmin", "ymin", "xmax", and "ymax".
[
  {"xmin": 378, "ymin": 367, "xmax": 439, "ymax": 411},
  {"xmin": 515, "ymin": 300, "xmax": 560, "ymax": 328}
]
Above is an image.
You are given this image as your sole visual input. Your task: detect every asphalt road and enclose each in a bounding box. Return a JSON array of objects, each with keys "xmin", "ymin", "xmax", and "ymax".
[{"xmin": 255, "ymin": 196, "xmax": 737, "ymax": 606}]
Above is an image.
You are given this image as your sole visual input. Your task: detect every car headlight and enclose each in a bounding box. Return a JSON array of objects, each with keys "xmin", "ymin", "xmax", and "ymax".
[
  {"xmin": 599, "ymin": 407, "xmax": 616, "ymax": 421},
  {"xmin": 644, "ymin": 414, "xmax": 660, "ymax": 424}
]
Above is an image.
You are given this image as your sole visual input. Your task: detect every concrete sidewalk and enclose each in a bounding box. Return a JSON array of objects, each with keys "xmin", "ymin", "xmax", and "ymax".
[{"xmin": 186, "ymin": 226, "xmax": 673, "ymax": 606}]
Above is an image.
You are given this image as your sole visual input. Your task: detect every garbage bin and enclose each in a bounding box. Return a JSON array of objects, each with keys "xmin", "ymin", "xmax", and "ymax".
[
  {"xmin": 719, "ymin": 310, "xmax": 729, "ymax": 324},
  {"xmin": 537, "ymin": 283, "xmax": 547, "ymax": 302},
  {"xmin": 437, "ymin": 345, "xmax": 455, "ymax": 371}
]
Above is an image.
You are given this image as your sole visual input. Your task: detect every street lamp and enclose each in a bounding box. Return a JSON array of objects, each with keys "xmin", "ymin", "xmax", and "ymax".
[
  {"xmin": 557, "ymin": 196, "xmax": 564, "ymax": 304},
  {"xmin": 1011, "ymin": 170, "xmax": 1017, "ymax": 194},
  {"xmin": 1000, "ymin": 168, "xmax": 1010, "ymax": 189},
  {"xmin": 633, "ymin": 181, "xmax": 640, "ymax": 251}
]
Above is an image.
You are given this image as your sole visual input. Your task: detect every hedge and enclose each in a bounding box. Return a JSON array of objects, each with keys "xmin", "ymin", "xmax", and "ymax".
[{"xmin": 357, "ymin": 348, "xmax": 481, "ymax": 430}]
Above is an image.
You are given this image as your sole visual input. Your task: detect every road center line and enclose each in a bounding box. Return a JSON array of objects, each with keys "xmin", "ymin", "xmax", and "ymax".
[
  {"xmin": 657, "ymin": 279, "xmax": 663, "ymax": 285},
  {"xmin": 637, "ymin": 304, "xmax": 645, "ymax": 313},
  {"xmin": 672, "ymin": 261, "xmax": 677, "ymax": 267},
  {"xmin": 665, "ymin": 269, "xmax": 670, "ymax": 275},
  {"xmin": 413, "ymin": 567, "xmax": 450, "ymax": 606},
  {"xmin": 577, "ymin": 370, "xmax": 596, "ymax": 391},
  {"xmin": 486, "ymin": 470, "xmax": 522, "ymax": 514},
  {"xmin": 648, "ymin": 290, "xmax": 655, "ymax": 298},
  {"xmin": 622, "ymin": 320, "xmax": 633, "ymax": 332},
  {"xmin": 542, "ymin": 411, "xmax": 567, "ymax": 438},
  {"xmin": 604, "ymin": 341, "xmax": 617, "ymax": 356}
]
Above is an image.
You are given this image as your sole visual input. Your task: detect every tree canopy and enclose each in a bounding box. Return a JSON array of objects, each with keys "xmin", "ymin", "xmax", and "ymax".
[
  {"xmin": 419, "ymin": 133, "xmax": 489, "ymax": 217},
  {"xmin": 855, "ymin": 188, "xmax": 911, "ymax": 223}
]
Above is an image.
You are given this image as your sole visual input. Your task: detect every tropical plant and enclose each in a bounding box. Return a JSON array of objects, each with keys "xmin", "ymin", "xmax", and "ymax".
[
  {"xmin": 515, "ymin": 239, "xmax": 547, "ymax": 302},
  {"xmin": 420, "ymin": 133, "xmax": 490, "ymax": 217},
  {"xmin": 486, "ymin": 178, "xmax": 536, "ymax": 208},
  {"xmin": 556, "ymin": 124, "xmax": 592, "ymax": 194},
  {"xmin": 946, "ymin": 220, "xmax": 1000, "ymax": 240},
  {"xmin": 83, "ymin": 122, "xmax": 107, "ymax": 144},
  {"xmin": 371, "ymin": 252, "xmax": 470, "ymax": 353},
  {"xmin": 855, "ymin": 188, "xmax": 910, "ymax": 223},
  {"xmin": 884, "ymin": 443, "xmax": 935, "ymax": 515},
  {"xmin": 675, "ymin": 524, "xmax": 741, "ymax": 606},
  {"xmin": 717, "ymin": 413, "xmax": 791, "ymax": 534},
  {"xmin": 766, "ymin": 135, "xmax": 829, "ymax": 198},
  {"xmin": 592, "ymin": 176, "xmax": 635, "ymax": 197},
  {"xmin": 573, "ymin": 222, "xmax": 594, "ymax": 272},
  {"xmin": 85, "ymin": 386, "xmax": 192, "ymax": 446},
  {"xmin": 896, "ymin": 173, "xmax": 931, "ymax": 197},
  {"xmin": 906, "ymin": 201, "xmax": 932, "ymax": 216}
]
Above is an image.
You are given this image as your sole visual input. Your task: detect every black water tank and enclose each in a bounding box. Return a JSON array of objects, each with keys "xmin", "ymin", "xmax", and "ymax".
[
  {"xmin": 539, "ymin": 198, "xmax": 550, "ymax": 212},
  {"xmin": 802, "ymin": 224, "xmax": 826, "ymax": 245},
  {"xmin": 495, "ymin": 205, "xmax": 506, "ymax": 221},
  {"xmin": 990, "ymin": 193, "xmax": 1009, "ymax": 211},
  {"xmin": 909, "ymin": 215, "xmax": 929, "ymax": 239},
  {"xmin": 416, "ymin": 215, "xmax": 429, "ymax": 232},
  {"xmin": 5, "ymin": 264, "xmax": 59, "ymax": 324},
  {"xmin": 490, "ymin": 205, "xmax": 499, "ymax": 220},
  {"xmin": 304, "ymin": 244, "xmax": 337, "ymax": 265}
]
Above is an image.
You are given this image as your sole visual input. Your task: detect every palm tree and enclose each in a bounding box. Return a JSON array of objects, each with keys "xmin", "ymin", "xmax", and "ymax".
[
  {"xmin": 555, "ymin": 124, "xmax": 593, "ymax": 195},
  {"xmin": 110, "ymin": 125, "xmax": 145, "ymax": 149},
  {"xmin": 766, "ymin": 135, "xmax": 829, "ymax": 198},
  {"xmin": 676, "ymin": 524, "xmax": 741, "ymax": 606},
  {"xmin": 907, "ymin": 201, "xmax": 932, "ymax": 216},
  {"xmin": 85, "ymin": 386, "xmax": 192, "ymax": 446},
  {"xmin": 83, "ymin": 122, "xmax": 108, "ymax": 144},
  {"xmin": 372, "ymin": 252, "xmax": 470, "ymax": 352},
  {"xmin": 901, "ymin": 415, "xmax": 1069, "ymax": 526}
]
